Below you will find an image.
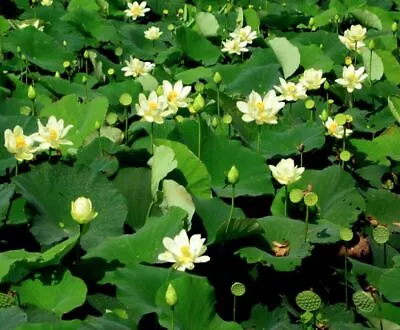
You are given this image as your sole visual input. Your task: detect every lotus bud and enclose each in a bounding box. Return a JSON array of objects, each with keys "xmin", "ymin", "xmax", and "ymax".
[
  {"xmin": 194, "ymin": 82, "xmax": 204, "ymax": 93},
  {"xmin": 28, "ymin": 85, "xmax": 36, "ymax": 100},
  {"xmin": 319, "ymin": 109, "xmax": 328, "ymax": 121},
  {"xmin": 83, "ymin": 50, "xmax": 89, "ymax": 59},
  {"xmin": 55, "ymin": 71, "xmax": 60, "ymax": 78},
  {"xmin": 323, "ymin": 81, "xmax": 330, "ymax": 90},
  {"xmin": 192, "ymin": 94, "xmax": 205, "ymax": 113},
  {"xmin": 392, "ymin": 22, "xmax": 398, "ymax": 33},
  {"xmin": 227, "ymin": 165, "xmax": 239, "ymax": 185},
  {"xmin": 368, "ymin": 40, "xmax": 375, "ymax": 50},
  {"xmin": 213, "ymin": 72, "xmax": 222, "ymax": 84},
  {"xmin": 345, "ymin": 56, "xmax": 352, "ymax": 66},
  {"xmin": 71, "ymin": 197, "xmax": 98, "ymax": 224},
  {"xmin": 165, "ymin": 284, "xmax": 177, "ymax": 307}
]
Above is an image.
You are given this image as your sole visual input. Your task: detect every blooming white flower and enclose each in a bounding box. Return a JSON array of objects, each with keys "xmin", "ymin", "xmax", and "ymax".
[
  {"xmin": 4, "ymin": 126, "xmax": 39, "ymax": 162},
  {"xmin": 71, "ymin": 197, "xmax": 98, "ymax": 224},
  {"xmin": 144, "ymin": 26, "xmax": 162, "ymax": 40},
  {"xmin": 269, "ymin": 158, "xmax": 305, "ymax": 186},
  {"xmin": 135, "ymin": 91, "xmax": 172, "ymax": 124},
  {"xmin": 162, "ymin": 80, "xmax": 191, "ymax": 113},
  {"xmin": 339, "ymin": 25, "xmax": 367, "ymax": 52},
  {"xmin": 324, "ymin": 117, "xmax": 353, "ymax": 139},
  {"xmin": 17, "ymin": 19, "xmax": 44, "ymax": 32},
  {"xmin": 124, "ymin": 1, "xmax": 150, "ymax": 20},
  {"xmin": 41, "ymin": 0, "xmax": 53, "ymax": 6},
  {"xmin": 236, "ymin": 90, "xmax": 285, "ymax": 125},
  {"xmin": 299, "ymin": 68, "xmax": 326, "ymax": 91},
  {"xmin": 274, "ymin": 78, "xmax": 307, "ymax": 101},
  {"xmin": 34, "ymin": 116, "xmax": 73, "ymax": 150},
  {"xmin": 222, "ymin": 38, "xmax": 249, "ymax": 55},
  {"xmin": 158, "ymin": 229, "xmax": 210, "ymax": 271},
  {"xmin": 121, "ymin": 57, "xmax": 155, "ymax": 78},
  {"xmin": 335, "ymin": 65, "xmax": 368, "ymax": 93},
  {"xmin": 230, "ymin": 26, "xmax": 257, "ymax": 44}
]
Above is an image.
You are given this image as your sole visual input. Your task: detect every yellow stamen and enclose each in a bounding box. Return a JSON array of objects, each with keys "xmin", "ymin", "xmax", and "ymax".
[
  {"xmin": 148, "ymin": 101, "xmax": 158, "ymax": 111},
  {"xmin": 178, "ymin": 246, "xmax": 193, "ymax": 264},
  {"xmin": 168, "ymin": 91, "xmax": 178, "ymax": 102},
  {"xmin": 256, "ymin": 101, "xmax": 264, "ymax": 112},
  {"xmin": 131, "ymin": 7, "xmax": 141, "ymax": 16},
  {"xmin": 328, "ymin": 122, "xmax": 337, "ymax": 135},
  {"xmin": 15, "ymin": 136, "xmax": 26, "ymax": 149},
  {"xmin": 49, "ymin": 128, "xmax": 58, "ymax": 140}
]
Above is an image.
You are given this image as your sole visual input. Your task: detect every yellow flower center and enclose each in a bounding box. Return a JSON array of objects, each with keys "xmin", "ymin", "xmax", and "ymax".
[
  {"xmin": 287, "ymin": 85, "xmax": 297, "ymax": 95},
  {"xmin": 328, "ymin": 122, "xmax": 337, "ymax": 135},
  {"xmin": 346, "ymin": 73, "xmax": 357, "ymax": 84},
  {"xmin": 49, "ymin": 128, "xmax": 58, "ymax": 141},
  {"xmin": 256, "ymin": 101, "xmax": 264, "ymax": 112},
  {"xmin": 15, "ymin": 136, "xmax": 26, "ymax": 149},
  {"xmin": 168, "ymin": 91, "xmax": 178, "ymax": 102},
  {"xmin": 131, "ymin": 6, "xmax": 141, "ymax": 16},
  {"xmin": 178, "ymin": 246, "xmax": 193, "ymax": 264},
  {"xmin": 148, "ymin": 101, "xmax": 158, "ymax": 111}
]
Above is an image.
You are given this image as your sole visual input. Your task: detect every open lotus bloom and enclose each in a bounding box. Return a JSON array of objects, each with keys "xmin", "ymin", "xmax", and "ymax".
[
  {"xmin": 162, "ymin": 80, "xmax": 192, "ymax": 113},
  {"xmin": 34, "ymin": 116, "xmax": 73, "ymax": 151},
  {"xmin": 222, "ymin": 38, "xmax": 249, "ymax": 55},
  {"xmin": 335, "ymin": 65, "xmax": 368, "ymax": 93},
  {"xmin": 299, "ymin": 68, "xmax": 326, "ymax": 91},
  {"xmin": 229, "ymin": 26, "xmax": 257, "ymax": 44},
  {"xmin": 121, "ymin": 57, "xmax": 155, "ymax": 78},
  {"xmin": 325, "ymin": 117, "xmax": 353, "ymax": 139},
  {"xmin": 144, "ymin": 26, "xmax": 162, "ymax": 40},
  {"xmin": 274, "ymin": 78, "xmax": 307, "ymax": 101},
  {"xmin": 269, "ymin": 158, "xmax": 305, "ymax": 185},
  {"xmin": 135, "ymin": 91, "xmax": 172, "ymax": 124},
  {"xmin": 236, "ymin": 90, "xmax": 285, "ymax": 125},
  {"xmin": 124, "ymin": 1, "xmax": 150, "ymax": 20},
  {"xmin": 158, "ymin": 229, "xmax": 210, "ymax": 271},
  {"xmin": 4, "ymin": 126, "xmax": 39, "ymax": 162},
  {"xmin": 339, "ymin": 25, "xmax": 367, "ymax": 52}
]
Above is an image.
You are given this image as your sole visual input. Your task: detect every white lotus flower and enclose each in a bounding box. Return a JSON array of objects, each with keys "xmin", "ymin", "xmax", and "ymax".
[
  {"xmin": 41, "ymin": 0, "xmax": 53, "ymax": 6},
  {"xmin": 236, "ymin": 90, "xmax": 285, "ymax": 125},
  {"xmin": 299, "ymin": 68, "xmax": 326, "ymax": 91},
  {"xmin": 71, "ymin": 197, "xmax": 98, "ymax": 225},
  {"xmin": 135, "ymin": 91, "xmax": 172, "ymax": 124},
  {"xmin": 158, "ymin": 229, "xmax": 210, "ymax": 271},
  {"xmin": 124, "ymin": 1, "xmax": 150, "ymax": 20},
  {"xmin": 325, "ymin": 117, "xmax": 353, "ymax": 139},
  {"xmin": 339, "ymin": 25, "xmax": 367, "ymax": 52},
  {"xmin": 121, "ymin": 57, "xmax": 155, "ymax": 78},
  {"xmin": 34, "ymin": 116, "xmax": 73, "ymax": 150},
  {"xmin": 335, "ymin": 65, "xmax": 368, "ymax": 93},
  {"xmin": 162, "ymin": 80, "xmax": 191, "ymax": 113},
  {"xmin": 274, "ymin": 78, "xmax": 307, "ymax": 101},
  {"xmin": 4, "ymin": 126, "xmax": 39, "ymax": 162},
  {"xmin": 144, "ymin": 26, "xmax": 162, "ymax": 40},
  {"xmin": 17, "ymin": 19, "xmax": 44, "ymax": 32},
  {"xmin": 222, "ymin": 38, "xmax": 249, "ymax": 55},
  {"xmin": 269, "ymin": 158, "xmax": 305, "ymax": 185},
  {"xmin": 230, "ymin": 26, "xmax": 257, "ymax": 44}
]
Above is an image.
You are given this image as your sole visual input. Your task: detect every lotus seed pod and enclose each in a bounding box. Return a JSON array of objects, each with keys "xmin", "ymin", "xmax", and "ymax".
[
  {"xmin": 27, "ymin": 85, "xmax": 36, "ymax": 100},
  {"xmin": 227, "ymin": 165, "xmax": 239, "ymax": 185},
  {"xmin": 177, "ymin": 8, "xmax": 184, "ymax": 15},
  {"xmin": 339, "ymin": 227, "xmax": 353, "ymax": 242},
  {"xmin": 305, "ymin": 99, "xmax": 315, "ymax": 109},
  {"xmin": 223, "ymin": 114, "xmax": 232, "ymax": 125},
  {"xmin": 195, "ymin": 82, "xmax": 204, "ymax": 93},
  {"xmin": 340, "ymin": 150, "xmax": 351, "ymax": 162},
  {"xmin": 373, "ymin": 225, "xmax": 390, "ymax": 244},
  {"xmin": 165, "ymin": 284, "xmax": 177, "ymax": 307},
  {"xmin": 107, "ymin": 68, "xmax": 115, "ymax": 76},
  {"xmin": 168, "ymin": 24, "xmax": 175, "ymax": 31},
  {"xmin": 345, "ymin": 114, "xmax": 353, "ymax": 123},
  {"xmin": 0, "ymin": 293, "xmax": 16, "ymax": 308},
  {"xmin": 63, "ymin": 61, "xmax": 71, "ymax": 68},
  {"xmin": 163, "ymin": 9, "xmax": 169, "ymax": 15},
  {"xmin": 106, "ymin": 112, "xmax": 118, "ymax": 125},
  {"xmin": 119, "ymin": 93, "xmax": 132, "ymax": 106},
  {"xmin": 114, "ymin": 47, "xmax": 123, "ymax": 57},
  {"xmin": 192, "ymin": 94, "xmax": 205, "ymax": 112},
  {"xmin": 304, "ymin": 192, "xmax": 318, "ymax": 207},
  {"xmin": 231, "ymin": 282, "xmax": 246, "ymax": 297},
  {"xmin": 289, "ymin": 188, "xmax": 304, "ymax": 203},
  {"xmin": 296, "ymin": 290, "xmax": 321, "ymax": 312},
  {"xmin": 334, "ymin": 113, "xmax": 346, "ymax": 126},
  {"xmin": 213, "ymin": 72, "xmax": 222, "ymax": 84},
  {"xmin": 353, "ymin": 291, "xmax": 376, "ymax": 313}
]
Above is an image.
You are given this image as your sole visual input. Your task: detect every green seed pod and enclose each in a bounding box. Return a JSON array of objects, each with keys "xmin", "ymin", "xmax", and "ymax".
[
  {"xmin": 0, "ymin": 293, "xmax": 16, "ymax": 308},
  {"xmin": 213, "ymin": 72, "xmax": 222, "ymax": 84},
  {"xmin": 114, "ymin": 47, "xmax": 123, "ymax": 57},
  {"xmin": 83, "ymin": 50, "xmax": 89, "ymax": 59},
  {"xmin": 107, "ymin": 68, "xmax": 115, "ymax": 76},
  {"xmin": 334, "ymin": 113, "xmax": 346, "ymax": 126},
  {"xmin": 373, "ymin": 225, "xmax": 390, "ymax": 244},
  {"xmin": 119, "ymin": 93, "xmax": 132, "ymax": 106},
  {"xmin": 339, "ymin": 227, "xmax": 353, "ymax": 242},
  {"xmin": 165, "ymin": 284, "xmax": 177, "ymax": 307},
  {"xmin": 289, "ymin": 188, "xmax": 304, "ymax": 203},
  {"xmin": 296, "ymin": 290, "xmax": 321, "ymax": 312},
  {"xmin": 227, "ymin": 165, "xmax": 239, "ymax": 185},
  {"xmin": 304, "ymin": 192, "xmax": 318, "ymax": 207},
  {"xmin": 231, "ymin": 282, "xmax": 246, "ymax": 297},
  {"xmin": 63, "ymin": 61, "xmax": 71, "ymax": 68},
  {"xmin": 340, "ymin": 150, "xmax": 351, "ymax": 162},
  {"xmin": 55, "ymin": 71, "xmax": 61, "ymax": 78},
  {"xmin": 353, "ymin": 291, "xmax": 376, "ymax": 313},
  {"xmin": 305, "ymin": 99, "xmax": 315, "ymax": 110},
  {"xmin": 222, "ymin": 114, "xmax": 232, "ymax": 125},
  {"xmin": 106, "ymin": 112, "xmax": 119, "ymax": 125},
  {"xmin": 27, "ymin": 85, "xmax": 36, "ymax": 100}
]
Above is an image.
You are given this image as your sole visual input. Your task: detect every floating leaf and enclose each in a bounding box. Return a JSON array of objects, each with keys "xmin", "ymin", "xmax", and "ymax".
[{"xmin": 268, "ymin": 37, "xmax": 300, "ymax": 79}]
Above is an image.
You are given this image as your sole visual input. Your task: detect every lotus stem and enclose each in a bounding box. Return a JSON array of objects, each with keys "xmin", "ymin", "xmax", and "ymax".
[
  {"xmin": 257, "ymin": 125, "xmax": 261, "ymax": 153},
  {"xmin": 304, "ymin": 205, "xmax": 309, "ymax": 241},
  {"xmin": 233, "ymin": 295, "xmax": 236, "ymax": 321},
  {"xmin": 225, "ymin": 185, "xmax": 235, "ymax": 235},
  {"xmin": 124, "ymin": 106, "xmax": 128, "ymax": 144},
  {"xmin": 170, "ymin": 307, "xmax": 175, "ymax": 330},
  {"xmin": 383, "ymin": 243, "xmax": 387, "ymax": 267},
  {"xmin": 369, "ymin": 49, "xmax": 373, "ymax": 84},
  {"xmin": 217, "ymin": 87, "xmax": 220, "ymax": 118},
  {"xmin": 284, "ymin": 185, "xmax": 288, "ymax": 217},
  {"xmin": 150, "ymin": 122, "xmax": 154, "ymax": 155},
  {"xmin": 345, "ymin": 246, "xmax": 348, "ymax": 309},
  {"xmin": 197, "ymin": 114, "xmax": 201, "ymax": 159}
]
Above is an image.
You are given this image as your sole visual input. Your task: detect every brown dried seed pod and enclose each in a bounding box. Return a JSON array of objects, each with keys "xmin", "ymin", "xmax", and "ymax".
[{"xmin": 272, "ymin": 241, "xmax": 290, "ymax": 257}]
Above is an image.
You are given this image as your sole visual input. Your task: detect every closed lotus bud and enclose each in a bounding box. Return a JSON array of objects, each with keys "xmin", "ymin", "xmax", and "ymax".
[
  {"xmin": 192, "ymin": 94, "xmax": 205, "ymax": 112},
  {"xmin": 211, "ymin": 116, "xmax": 219, "ymax": 128},
  {"xmin": 345, "ymin": 56, "xmax": 352, "ymax": 66},
  {"xmin": 368, "ymin": 40, "xmax": 375, "ymax": 50},
  {"xmin": 63, "ymin": 40, "xmax": 67, "ymax": 46},
  {"xmin": 227, "ymin": 165, "xmax": 239, "ymax": 185},
  {"xmin": 95, "ymin": 121, "xmax": 101, "ymax": 130},
  {"xmin": 195, "ymin": 82, "xmax": 204, "ymax": 93},
  {"xmin": 163, "ymin": 9, "xmax": 169, "ymax": 15},
  {"xmin": 28, "ymin": 85, "xmax": 36, "ymax": 100},
  {"xmin": 319, "ymin": 109, "xmax": 328, "ymax": 122},
  {"xmin": 83, "ymin": 50, "xmax": 89, "ymax": 59},
  {"xmin": 323, "ymin": 81, "xmax": 330, "ymax": 90},
  {"xmin": 392, "ymin": 22, "xmax": 398, "ymax": 33},
  {"xmin": 165, "ymin": 284, "xmax": 177, "ymax": 307},
  {"xmin": 213, "ymin": 72, "xmax": 222, "ymax": 84},
  {"xmin": 55, "ymin": 71, "xmax": 60, "ymax": 78},
  {"xmin": 71, "ymin": 197, "xmax": 98, "ymax": 224},
  {"xmin": 82, "ymin": 75, "xmax": 88, "ymax": 84}
]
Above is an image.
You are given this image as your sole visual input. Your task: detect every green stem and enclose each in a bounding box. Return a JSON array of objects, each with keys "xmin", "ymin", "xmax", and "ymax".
[
  {"xmin": 284, "ymin": 185, "xmax": 288, "ymax": 217},
  {"xmin": 225, "ymin": 185, "xmax": 235, "ymax": 235},
  {"xmin": 32, "ymin": 100, "xmax": 36, "ymax": 117},
  {"xmin": 124, "ymin": 106, "xmax": 128, "ymax": 144},
  {"xmin": 310, "ymin": 109, "xmax": 315, "ymax": 122},
  {"xmin": 383, "ymin": 243, "xmax": 387, "ymax": 267},
  {"xmin": 348, "ymin": 93, "xmax": 353, "ymax": 109},
  {"xmin": 216, "ymin": 87, "xmax": 220, "ymax": 118},
  {"xmin": 304, "ymin": 205, "xmax": 309, "ymax": 241},
  {"xmin": 257, "ymin": 125, "xmax": 261, "ymax": 153},
  {"xmin": 171, "ymin": 307, "xmax": 174, "ymax": 330},
  {"xmin": 197, "ymin": 114, "xmax": 201, "ymax": 159},
  {"xmin": 145, "ymin": 200, "xmax": 155, "ymax": 222},
  {"xmin": 354, "ymin": 43, "xmax": 358, "ymax": 65},
  {"xmin": 150, "ymin": 122, "xmax": 154, "ymax": 155},
  {"xmin": 345, "ymin": 246, "xmax": 349, "ymax": 309},
  {"xmin": 369, "ymin": 49, "xmax": 373, "ymax": 84},
  {"xmin": 300, "ymin": 151, "xmax": 303, "ymax": 168},
  {"xmin": 15, "ymin": 163, "xmax": 18, "ymax": 176},
  {"xmin": 233, "ymin": 296, "xmax": 236, "ymax": 322}
]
